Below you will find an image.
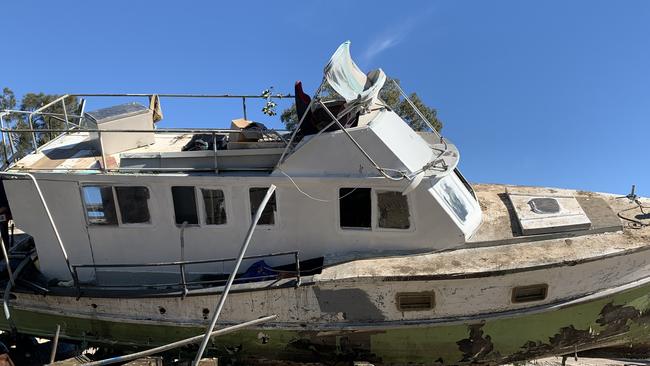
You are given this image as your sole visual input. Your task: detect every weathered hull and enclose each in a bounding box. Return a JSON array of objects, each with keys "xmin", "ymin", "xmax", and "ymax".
[{"xmin": 3, "ymin": 279, "xmax": 650, "ymax": 365}]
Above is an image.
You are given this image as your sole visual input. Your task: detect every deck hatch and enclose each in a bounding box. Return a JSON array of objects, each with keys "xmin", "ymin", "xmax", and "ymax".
[
  {"xmin": 512, "ymin": 284, "xmax": 548, "ymax": 303},
  {"xmin": 508, "ymin": 191, "xmax": 591, "ymax": 235},
  {"xmin": 396, "ymin": 292, "xmax": 435, "ymax": 311}
]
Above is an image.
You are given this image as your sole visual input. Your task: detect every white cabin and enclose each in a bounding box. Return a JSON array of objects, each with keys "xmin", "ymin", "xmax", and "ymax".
[{"xmin": 0, "ymin": 42, "xmax": 483, "ymax": 285}]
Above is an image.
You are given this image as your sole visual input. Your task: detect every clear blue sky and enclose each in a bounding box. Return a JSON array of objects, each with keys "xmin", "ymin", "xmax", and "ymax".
[{"xmin": 2, "ymin": 1, "xmax": 648, "ymax": 196}]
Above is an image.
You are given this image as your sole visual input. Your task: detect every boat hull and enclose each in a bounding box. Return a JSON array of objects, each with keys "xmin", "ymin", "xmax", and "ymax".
[{"xmin": 2, "ymin": 279, "xmax": 650, "ymax": 365}]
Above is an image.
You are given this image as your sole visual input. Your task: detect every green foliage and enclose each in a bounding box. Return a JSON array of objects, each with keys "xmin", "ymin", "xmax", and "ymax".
[{"xmin": 280, "ymin": 78, "xmax": 443, "ymax": 132}]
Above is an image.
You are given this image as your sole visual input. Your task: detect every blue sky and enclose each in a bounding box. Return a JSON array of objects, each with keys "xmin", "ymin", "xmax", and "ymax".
[{"xmin": 2, "ymin": 1, "xmax": 648, "ymax": 196}]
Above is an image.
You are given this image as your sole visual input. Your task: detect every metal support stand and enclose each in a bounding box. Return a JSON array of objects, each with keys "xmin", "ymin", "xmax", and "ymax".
[
  {"xmin": 49, "ymin": 324, "xmax": 61, "ymax": 364},
  {"xmin": 193, "ymin": 184, "xmax": 277, "ymax": 364}
]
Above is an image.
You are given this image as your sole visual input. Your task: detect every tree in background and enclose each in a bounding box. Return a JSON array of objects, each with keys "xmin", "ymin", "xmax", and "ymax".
[
  {"xmin": 0, "ymin": 87, "xmax": 78, "ymax": 161},
  {"xmin": 280, "ymin": 78, "xmax": 443, "ymax": 132}
]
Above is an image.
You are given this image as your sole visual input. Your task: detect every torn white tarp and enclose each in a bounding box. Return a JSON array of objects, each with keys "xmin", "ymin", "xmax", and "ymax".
[{"xmin": 324, "ymin": 41, "xmax": 386, "ymax": 104}]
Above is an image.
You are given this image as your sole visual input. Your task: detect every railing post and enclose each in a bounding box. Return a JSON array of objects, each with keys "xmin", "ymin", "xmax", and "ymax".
[
  {"xmin": 241, "ymin": 97, "xmax": 247, "ymax": 120},
  {"xmin": 294, "ymin": 252, "xmax": 301, "ymax": 287},
  {"xmin": 212, "ymin": 132, "xmax": 218, "ymax": 173},
  {"xmin": 179, "ymin": 221, "xmax": 188, "ymax": 298},
  {"xmin": 28, "ymin": 113, "xmax": 38, "ymax": 151},
  {"xmin": 97, "ymin": 130, "xmax": 107, "ymax": 172},
  {"xmin": 61, "ymin": 99, "xmax": 70, "ymax": 131}
]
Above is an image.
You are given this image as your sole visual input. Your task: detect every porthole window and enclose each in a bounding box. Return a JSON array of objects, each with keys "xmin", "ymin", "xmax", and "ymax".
[{"xmin": 512, "ymin": 284, "xmax": 548, "ymax": 303}]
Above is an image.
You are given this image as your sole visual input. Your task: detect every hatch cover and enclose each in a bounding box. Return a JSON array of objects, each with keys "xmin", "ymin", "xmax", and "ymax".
[{"xmin": 508, "ymin": 192, "xmax": 591, "ymax": 235}]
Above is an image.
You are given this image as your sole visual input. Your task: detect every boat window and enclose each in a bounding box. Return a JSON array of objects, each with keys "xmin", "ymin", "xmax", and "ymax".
[
  {"xmin": 434, "ymin": 175, "xmax": 470, "ymax": 223},
  {"xmin": 377, "ymin": 191, "xmax": 410, "ymax": 229},
  {"xmin": 171, "ymin": 186, "xmax": 198, "ymax": 225},
  {"xmin": 249, "ymin": 188, "xmax": 276, "ymax": 225},
  {"xmin": 339, "ymin": 188, "xmax": 371, "ymax": 229},
  {"xmin": 115, "ymin": 186, "xmax": 151, "ymax": 224},
  {"xmin": 201, "ymin": 189, "xmax": 227, "ymax": 225},
  {"xmin": 82, "ymin": 186, "xmax": 117, "ymax": 225}
]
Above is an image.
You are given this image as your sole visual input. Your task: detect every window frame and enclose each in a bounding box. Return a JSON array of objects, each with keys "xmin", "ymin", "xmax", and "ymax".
[
  {"xmin": 374, "ymin": 189, "xmax": 413, "ymax": 232},
  {"xmin": 171, "ymin": 186, "xmax": 200, "ymax": 227},
  {"xmin": 336, "ymin": 186, "xmax": 415, "ymax": 233},
  {"xmin": 198, "ymin": 186, "xmax": 230, "ymax": 227},
  {"xmin": 247, "ymin": 186, "xmax": 278, "ymax": 228},
  {"xmin": 80, "ymin": 184, "xmax": 118, "ymax": 226},
  {"xmin": 80, "ymin": 183, "xmax": 153, "ymax": 227}
]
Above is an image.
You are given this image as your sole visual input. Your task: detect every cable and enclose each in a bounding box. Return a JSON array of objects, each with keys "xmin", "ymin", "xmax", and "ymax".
[{"xmin": 278, "ymin": 168, "xmax": 359, "ymax": 203}]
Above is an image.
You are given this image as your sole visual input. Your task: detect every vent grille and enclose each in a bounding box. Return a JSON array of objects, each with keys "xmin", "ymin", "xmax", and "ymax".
[
  {"xmin": 512, "ymin": 284, "xmax": 548, "ymax": 303},
  {"xmin": 396, "ymin": 292, "xmax": 435, "ymax": 311}
]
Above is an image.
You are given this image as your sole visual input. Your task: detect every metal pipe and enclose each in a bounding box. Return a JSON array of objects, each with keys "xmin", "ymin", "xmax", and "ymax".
[
  {"xmin": 81, "ymin": 315, "xmax": 277, "ymax": 366},
  {"xmin": 193, "ymin": 184, "xmax": 277, "ymax": 364},
  {"xmin": 391, "ymin": 80, "xmax": 441, "ymax": 137},
  {"xmin": 97, "ymin": 130, "xmax": 107, "ymax": 172},
  {"xmin": 0, "ymin": 172, "xmax": 77, "ymax": 284},
  {"xmin": 72, "ymin": 250, "xmax": 297, "ymax": 268},
  {"xmin": 1, "ymin": 110, "xmax": 84, "ymax": 119},
  {"xmin": 276, "ymin": 79, "xmax": 325, "ymax": 168},
  {"xmin": 179, "ymin": 221, "xmax": 188, "ymax": 298},
  {"xmin": 68, "ymin": 93, "xmax": 293, "ymax": 99},
  {"xmin": 0, "ymin": 234, "xmax": 14, "ymax": 287},
  {"xmin": 61, "ymin": 99, "xmax": 70, "ymax": 131},
  {"xmin": 49, "ymin": 324, "xmax": 61, "ymax": 364},
  {"xmin": 317, "ymin": 101, "xmax": 405, "ymax": 181},
  {"xmin": 0, "ymin": 128, "xmax": 287, "ymax": 134},
  {"xmin": 33, "ymin": 95, "xmax": 69, "ymax": 115},
  {"xmin": 3, "ymin": 252, "xmax": 32, "ymax": 332},
  {"xmin": 28, "ymin": 114, "xmax": 38, "ymax": 151},
  {"xmin": 242, "ymin": 97, "xmax": 247, "ymax": 120}
]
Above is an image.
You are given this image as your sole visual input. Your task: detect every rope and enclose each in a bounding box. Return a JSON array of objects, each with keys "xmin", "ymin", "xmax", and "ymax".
[{"xmin": 617, "ymin": 202, "xmax": 650, "ymax": 229}]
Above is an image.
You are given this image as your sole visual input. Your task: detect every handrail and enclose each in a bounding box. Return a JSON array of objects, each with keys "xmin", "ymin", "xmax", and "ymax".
[
  {"xmin": 72, "ymin": 249, "xmax": 300, "ymax": 296},
  {"xmin": 0, "ymin": 172, "xmax": 78, "ymax": 286}
]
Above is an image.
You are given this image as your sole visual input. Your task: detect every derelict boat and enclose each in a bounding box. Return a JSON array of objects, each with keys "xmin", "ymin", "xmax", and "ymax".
[{"xmin": 0, "ymin": 42, "xmax": 648, "ymax": 365}]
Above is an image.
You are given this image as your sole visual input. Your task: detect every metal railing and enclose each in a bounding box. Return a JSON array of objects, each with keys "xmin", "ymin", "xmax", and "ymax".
[
  {"xmin": 71, "ymin": 250, "xmax": 301, "ymax": 297},
  {"xmin": 0, "ymin": 92, "xmax": 293, "ymax": 172}
]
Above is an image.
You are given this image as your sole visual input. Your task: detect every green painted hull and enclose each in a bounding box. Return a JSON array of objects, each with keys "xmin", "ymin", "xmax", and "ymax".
[{"xmin": 3, "ymin": 282, "xmax": 650, "ymax": 365}]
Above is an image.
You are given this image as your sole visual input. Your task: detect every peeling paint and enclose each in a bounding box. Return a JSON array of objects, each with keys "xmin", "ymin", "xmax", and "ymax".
[{"xmin": 313, "ymin": 287, "xmax": 385, "ymax": 321}]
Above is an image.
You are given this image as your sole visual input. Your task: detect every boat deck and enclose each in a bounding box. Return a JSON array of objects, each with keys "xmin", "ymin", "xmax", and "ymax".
[
  {"xmin": 318, "ymin": 184, "xmax": 650, "ymax": 281},
  {"xmin": 10, "ymin": 131, "xmax": 286, "ymax": 172}
]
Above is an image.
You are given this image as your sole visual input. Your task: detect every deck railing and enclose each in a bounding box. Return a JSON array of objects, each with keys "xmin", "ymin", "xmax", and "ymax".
[
  {"xmin": 0, "ymin": 92, "xmax": 293, "ymax": 172},
  {"xmin": 71, "ymin": 250, "xmax": 301, "ymax": 298}
]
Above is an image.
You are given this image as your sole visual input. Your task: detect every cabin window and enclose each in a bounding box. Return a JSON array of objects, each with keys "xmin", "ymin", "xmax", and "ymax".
[
  {"xmin": 82, "ymin": 186, "xmax": 117, "ymax": 225},
  {"xmin": 249, "ymin": 188, "xmax": 276, "ymax": 225},
  {"xmin": 171, "ymin": 186, "xmax": 198, "ymax": 225},
  {"xmin": 339, "ymin": 188, "xmax": 371, "ymax": 229},
  {"xmin": 512, "ymin": 284, "xmax": 548, "ymax": 303},
  {"xmin": 115, "ymin": 186, "xmax": 151, "ymax": 224},
  {"xmin": 377, "ymin": 191, "xmax": 410, "ymax": 229},
  {"xmin": 201, "ymin": 189, "xmax": 227, "ymax": 225}
]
